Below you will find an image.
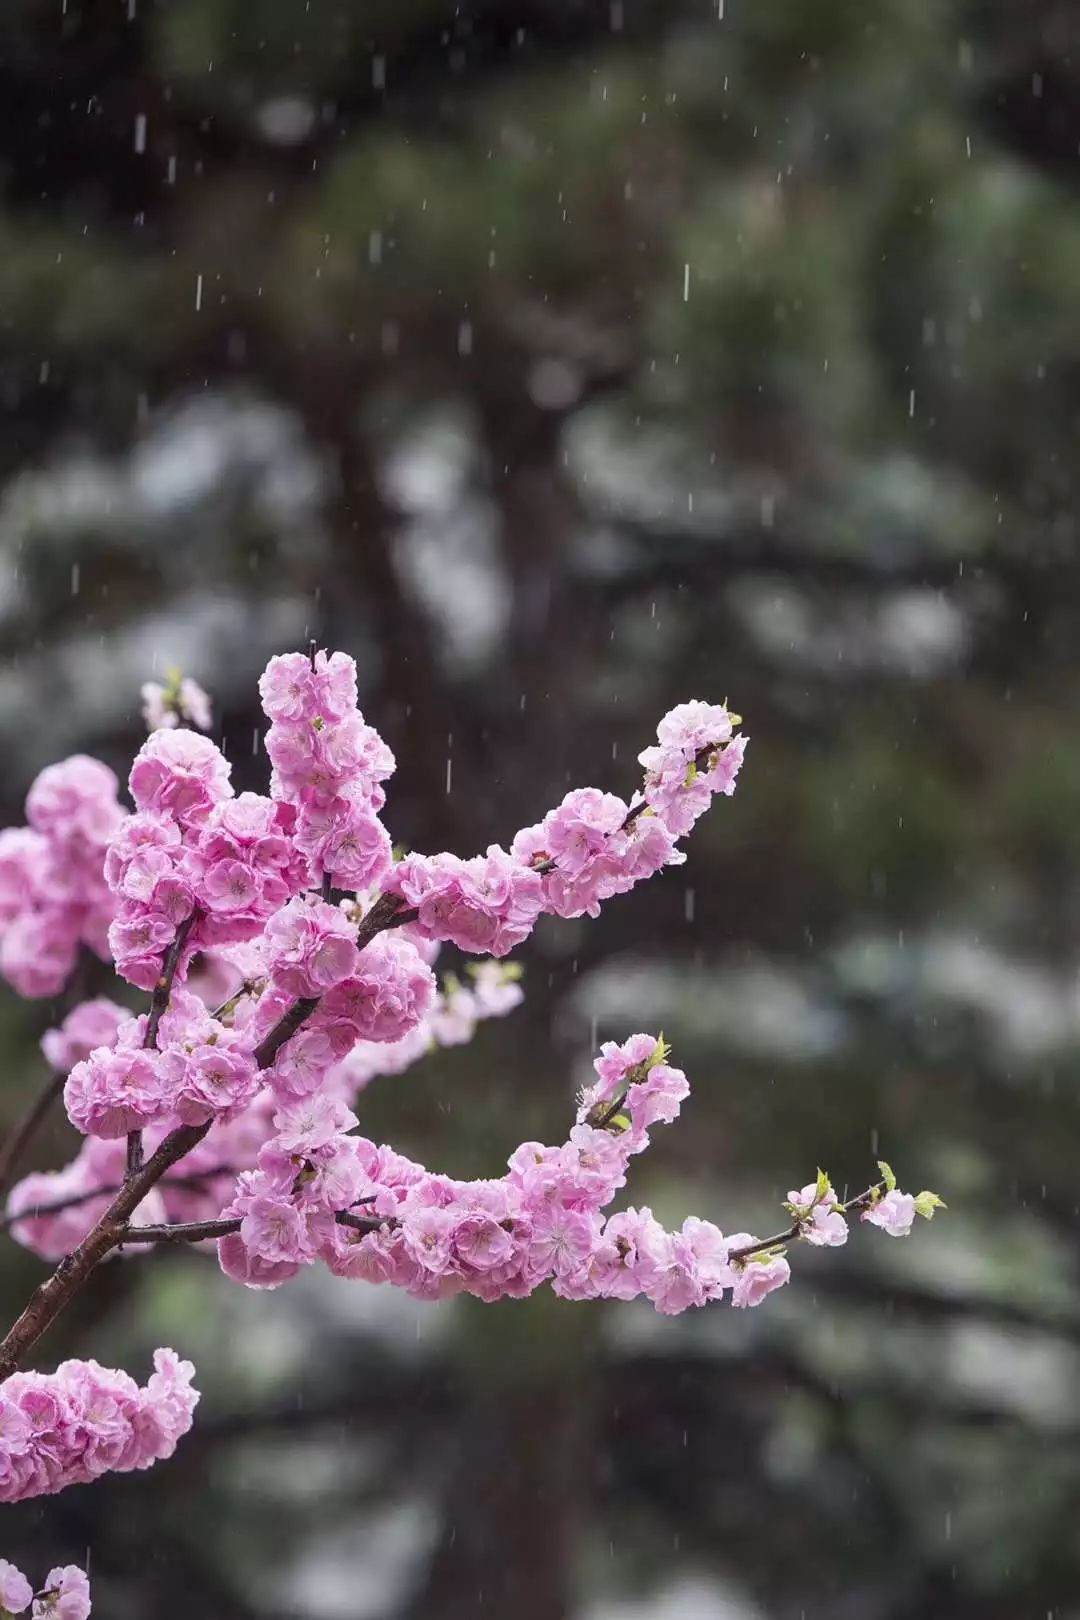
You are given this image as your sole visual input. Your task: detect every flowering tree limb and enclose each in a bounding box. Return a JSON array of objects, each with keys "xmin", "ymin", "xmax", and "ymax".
[{"xmin": 0, "ymin": 645, "xmax": 943, "ymax": 1565}]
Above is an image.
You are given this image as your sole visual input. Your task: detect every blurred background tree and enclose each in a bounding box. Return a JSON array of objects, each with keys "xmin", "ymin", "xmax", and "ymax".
[{"xmin": 3, "ymin": 0, "xmax": 1080, "ymax": 1615}]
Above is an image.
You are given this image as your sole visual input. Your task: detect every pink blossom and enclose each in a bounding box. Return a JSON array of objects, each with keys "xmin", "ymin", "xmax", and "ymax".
[
  {"xmin": 0, "ymin": 911, "xmax": 80, "ymax": 998},
  {"xmin": 298, "ymin": 798, "xmax": 392, "ymax": 890},
  {"xmin": 172, "ymin": 1042, "xmax": 261, "ymax": 1126},
  {"xmin": 0, "ymin": 828, "xmax": 48, "ymax": 924},
  {"xmin": 259, "ymin": 650, "xmax": 359, "ymax": 725},
  {"xmin": 805, "ymin": 1203, "xmax": 848, "ymax": 1247},
  {"xmin": 26, "ymin": 756, "xmax": 123, "ymax": 847},
  {"xmin": 730, "ymin": 1250, "xmax": 791, "ymax": 1308},
  {"xmin": 64, "ymin": 1047, "xmax": 170, "ymax": 1139},
  {"xmin": 264, "ymin": 897, "xmax": 359, "ymax": 996},
  {"xmin": 32, "ymin": 1566, "xmax": 91, "ymax": 1620},
  {"xmin": 239, "ymin": 1195, "xmax": 312, "ymax": 1265},
  {"xmin": 862, "ymin": 1190, "xmax": 916, "ymax": 1237},
  {"xmin": 0, "ymin": 1560, "xmax": 33, "ymax": 1614},
  {"xmin": 271, "ymin": 1094, "xmax": 357, "ymax": 1155},
  {"xmin": 269, "ymin": 1027, "xmax": 340, "ymax": 1098},
  {"xmin": 217, "ymin": 1230, "xmax": 300, "ymax": 1290},
  {"xmin": 41, "ymin": 998, "xmax": 128, "ymax": 1072},
  {"xmin": 542, "ymin": 788, "xmax": 628, "ymax": 876},
  {"xmin": 142, "ymin": 675, "xmax": 212, "ymax": 735},
  {"xmin": 129, "ymin": 729, "xmax": 232, "ymax": 826},
  {"xmin": 314, "ymin": 934, "xmax": 436, "ymax": 1045}
]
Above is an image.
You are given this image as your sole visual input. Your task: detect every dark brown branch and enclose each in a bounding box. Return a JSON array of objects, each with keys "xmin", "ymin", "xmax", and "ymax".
[
  {"xmin": 128, "ymin": 911, "xmax": 198, "ymax": 1178},
  {"xmin": 119, "ymin": 1217, "xmax": 242, "ymax": 1245},
  {"xmin": 0, "ymin": 1071, "xmax": 68, "ymax": 1199},
  {"xmin": 0, "ymin": 1167, "xmax": 236, "ymax": 1234},
  {"xmin": 120, "ymin": 1207, "xmax": 395, "ymax": 1245},
  {"xmin": 336, "ymin": 1209, "xmax": 395, "ymax": 1234},
  {"xmin": 0, "ymin": 1118, "xmax": 211, "ymax": 1379}
]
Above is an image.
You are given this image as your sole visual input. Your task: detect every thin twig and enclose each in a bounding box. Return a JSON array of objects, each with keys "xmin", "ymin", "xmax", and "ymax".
[
  {"xmin": 0, "ymin": 1168, "xmax": 237, "ymax": 1234},
  {"xmin": 0, "ymin": 1117, "xmax": 213, "ymax": 1379},
  {"xmin": 0, "ymin": 1072, "xmax": 68, "ymax": 1200},
  {"xmin": 336, "ymin": 1209, "xmax": 395, "ymax": 1234},
  {"xmin": 128, "ymin": 912, "xmax": 198, "ymax": 1178},
  {"xmin": 725, "ymin": 1183, "xmax": 883, "ymax": 1263},
  {"xmin": 0, "ymin": 957, "xmax": 96, "ymax": 1195},
  {"xmin": 118, "ymin": 1207, "xmax": 395, "ymax": 1245}
]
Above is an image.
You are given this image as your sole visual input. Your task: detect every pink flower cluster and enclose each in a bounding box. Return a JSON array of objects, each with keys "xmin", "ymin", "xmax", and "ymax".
[
  {"xmin": 511, "ymin": 789, "xmax": 681, "ymax": 920},
  {"xmin": 64, "ymin": 988, "xmax": 261, "ymax": 1137},
  {"xmin": 0, "ymin": 645, "xmax": 946, "ymax": 1527},
  {"xmin": 638, "ymin": 699, "xmax": 747, "ymax": 836},
  {"xmin": 7, "ymin": 962, "xmax": 526, "ymax": 1265},
  {"xmin": 214, "ymin": 1034, "xmax": 792, "ymax": 1313},
  {"xmin": 389, "ymin": 701, "xmax": 745, "ymax": 944},
  {"xmin": 391, "ymin": 845, "xmax": 543, "ymax": 955},
  {"xmin": 0, "ymin": 1349, "xmax": 198, "ymax": 1504},
  {"xmin": 261, "ymin": 651, "xmax": 394, "ymax": 892},
  {"xmin": 106, "ymin": 771, "xmax": 309, "ymax": 988},
  {"xmin": 0, "ymin": 1559, "xmax": 90, "ymax": 1619},
  {"xmin": 0, "ymin": 758, "xmax": 124, "ymax": 997}
]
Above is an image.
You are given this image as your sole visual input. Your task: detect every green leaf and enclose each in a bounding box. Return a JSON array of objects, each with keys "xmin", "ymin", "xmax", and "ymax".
[
  {"xmin": 877, "ymin": 1159, "xmax": 897, "ymax": 1193},
  {"xmin": 914, "ymin": 1190, "xmax": 947, "ymax": 1219},
  {"xmin": 815, "ymin": 1166, "xmax": 832, "ymax": 1203},
  {"xmin": 648, "ymin": 1035, "xmax": 671, "ymax": 1069}
]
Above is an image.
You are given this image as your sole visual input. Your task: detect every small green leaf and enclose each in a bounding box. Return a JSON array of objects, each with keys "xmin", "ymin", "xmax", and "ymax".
[
  {"xmin": 877, "ymin": 1159, "xmax": 897, "ymax": 1193},
  {"xmin": 815, "ymin": 1166, "xmax": 832, "ymax": 1203},
  {"xmin": 914, "ymin": 1190, "xmax": 947, "ymax": 1220}
]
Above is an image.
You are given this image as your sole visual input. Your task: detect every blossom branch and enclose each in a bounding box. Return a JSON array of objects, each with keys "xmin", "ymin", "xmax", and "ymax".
[
  {"xmin": 725, "ymin": 1182, "xmax": 884, "ymax": 1263},
  {"xmin": 118, "ymin": 1207, "xmax": 393, "ymax": 1245},
  {"xmin": 0, "ymin": 1118, "xmax": 212, "ymax": 1379}
]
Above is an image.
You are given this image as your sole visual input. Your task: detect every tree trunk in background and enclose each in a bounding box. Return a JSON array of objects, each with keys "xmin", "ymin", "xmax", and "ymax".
[{"xmin": 402, "ymin": 1368, "xmax": 585, "ymax": 1620}]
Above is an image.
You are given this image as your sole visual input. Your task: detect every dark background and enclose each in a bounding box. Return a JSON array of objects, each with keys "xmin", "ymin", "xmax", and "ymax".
[{"xmin": 3, "ymin": 1, "xmax": 1080, "ymax": 1615}]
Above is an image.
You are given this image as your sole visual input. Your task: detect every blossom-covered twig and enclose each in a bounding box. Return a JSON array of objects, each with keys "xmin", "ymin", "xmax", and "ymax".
[{"xmin": 0, "ymin": 646, "xmax": 942, "ymax": 1519}]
